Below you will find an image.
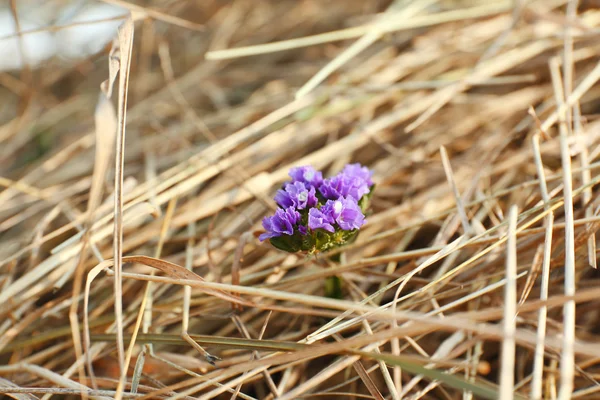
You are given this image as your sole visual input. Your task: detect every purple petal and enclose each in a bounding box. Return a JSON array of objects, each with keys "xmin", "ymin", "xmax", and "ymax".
[
  {"xmin": 298, "ymin": 225, "xmax": 308, "ymax": 235},
  {"xmin": 259, "ymin": 216, "xmax": 277, "ymax": 241},
  {"xmin": 289, "ymin": 166, "xmax": 323, "ymax": 187},
  {"xmin": 282, "ymin": 207, "xmax": 301, "ymax": 225},
  {"xmin": 277, "ymin": 181, "xmax": 318, "ymax": 210},
  {"xmin": 319, "ymin": 175, "xmax": 370, "ymax": 201},
  {"xmin": 342, "ymin": 163, "xmax": 373, "ymax": 186},
  {"xmin": 333, "ymin": 197, "xmax": 366, "ymax": 231},
  {"xmin": 305, "ymin": 185, "xmax": 318, "ymax": 208},
  {"xmin": 259, "ymin": 232, "xmax": 275, "ymax": 241},
  {"xmin": 274, "ymin": 189, "xmax": 294, "ymax": 208},
  {"xmin": 271, "ymin": 213, "xmax": 293, "ymax": 235},
  {"xmin": 308, "ymin": 208, "xmax": 335, "ymax": 233},
  {"xmin": 319, "ymin": 178, "xmax": 341, "ymax": 200},
  {"xmin": 260, "ymin": 207, "xmax": 301, "ymax": 240}
]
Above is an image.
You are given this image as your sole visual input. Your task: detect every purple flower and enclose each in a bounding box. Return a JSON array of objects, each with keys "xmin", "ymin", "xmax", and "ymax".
[
  {"xmin": 342, "ymin": 163, "xmax": 373, "ymax": 186},
  {"xmin": 260, "ymin": 163, "xmax": 372, "ymax": 252},
  {"xmin": 329, "ymin": 197, "xmax": 366, "ymax": 231},
  {"xmin": 309, "ymin": 197, "xmax": 365, "ymax": 232},
  {"xmin": 259, "ymin": 207, "xmax": 301, "ymax": 241},
  {"xmin": 319, "ymin": 174, "xmax": 370, "ymax": 201},
  {"xmin": 289, "ymin": 166, "xmax": 323, "ymax": 187},
  {"xmin": 308, "ymin": 207, "xmax": 335, "ymax": 233},
  {"xmin": 274, "ymin": 181, "xmax": 318, "ymax": 210},
  {"xmin": 319, "ymin": 164, "xmax": 373, "ymax": 201}
]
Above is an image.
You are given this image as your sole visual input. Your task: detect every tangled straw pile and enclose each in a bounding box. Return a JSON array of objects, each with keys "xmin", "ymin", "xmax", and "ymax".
[{"xmin": 2, "ymin": 0, "xmax": 600, "ymax": 398}]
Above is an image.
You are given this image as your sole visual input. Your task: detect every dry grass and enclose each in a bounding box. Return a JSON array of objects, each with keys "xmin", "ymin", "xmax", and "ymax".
[{"xmin": 2, "ymin": 0, "xmax": 600, "ymax": 398}]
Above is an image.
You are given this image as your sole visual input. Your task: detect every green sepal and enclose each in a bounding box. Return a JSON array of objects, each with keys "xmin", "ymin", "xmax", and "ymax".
[{"xmin": 269, "ymin": 234, "xmax": 302, "ymax": 253}]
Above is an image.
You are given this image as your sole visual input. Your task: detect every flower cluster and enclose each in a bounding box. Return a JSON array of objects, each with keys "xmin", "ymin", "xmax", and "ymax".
[{"xmin": 259, "ymin": 164, "xmax": 373, "ymax": 253}]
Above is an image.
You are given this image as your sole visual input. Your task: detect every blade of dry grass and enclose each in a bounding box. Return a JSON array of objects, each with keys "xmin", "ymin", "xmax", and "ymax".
[
  {"xmin": 113, "ymin": 15, "xmax": 135, "ymax": 386},
  {"xmin": 550, "ymin": 23, "xmax": 578, "ymax": 396},
  {"xmin": 530, "ymin": 125, "xmax": 555, "ymax": 400},
  {"xmin": 67, "ymin": 92, "xmax": 116, "ymax": 400},
  {"xmin": 575, "ymin": 104, "xmax": 596, "ymax": 269},
  {"xmin": 499, "ymin": 205, "xmax": 518, "ymax": 399}
]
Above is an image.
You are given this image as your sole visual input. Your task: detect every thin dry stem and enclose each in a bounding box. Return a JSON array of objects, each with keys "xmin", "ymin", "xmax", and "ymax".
[{"xmin": 499, "ymin": 205, "xmax": 518, "ymax": 399}]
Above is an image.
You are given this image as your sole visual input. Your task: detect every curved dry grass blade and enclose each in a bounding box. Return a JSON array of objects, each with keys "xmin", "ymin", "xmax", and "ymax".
[
  {"xmin": 102, "ymin": 255, "xmax": 253, "ymax": 307},
  {"xmin": 83, "ymin": 263, "xmax": 111, "ymax": 389},
  {"xmin": 113, "ymin": 16, "xmax": 135, "ymax": 393},
  {"xmin": 69, "ymin": 88, "xmax": 118, "ymax": 400}
]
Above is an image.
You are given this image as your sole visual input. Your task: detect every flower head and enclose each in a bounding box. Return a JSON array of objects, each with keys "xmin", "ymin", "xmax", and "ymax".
[
  {"xmin": 288, "ymin": 166, "xmax": 323, "ymax": 187},
  {"xmin": 260, "ymin": 163, "xmax": 372, "ymax": 253},
  {"xmin": 259, "ymin": 207, "xmax": 301, "ymax": 241},
  {"xmin": 274, "ymin": 181, "xmax": 317, "ymax": 210}
]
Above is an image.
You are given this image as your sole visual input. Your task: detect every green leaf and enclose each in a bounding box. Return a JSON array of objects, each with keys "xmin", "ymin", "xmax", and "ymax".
[
  {"xmin": 91, "ymin": 333, "xmax": 308, "ymax": 353},
  {"xmin": 353, "ymin": 350, "xmax": 526, "ymax": 400}
]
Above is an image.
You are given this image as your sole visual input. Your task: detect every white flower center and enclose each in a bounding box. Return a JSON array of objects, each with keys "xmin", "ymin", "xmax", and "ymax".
[{"xmin": 333, "ymin": 200, "xmax": 343, "ymax": 215}]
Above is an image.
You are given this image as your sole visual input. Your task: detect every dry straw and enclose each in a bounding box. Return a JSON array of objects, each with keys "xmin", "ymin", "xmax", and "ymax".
[{"xmin": 2, "ymin": 0, "xmax": 600, "ymax": 399}]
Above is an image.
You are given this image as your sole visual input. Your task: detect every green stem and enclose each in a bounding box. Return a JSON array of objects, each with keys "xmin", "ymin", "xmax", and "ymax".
[
  {"xmin": 325, "ymin": 252, "xmax": 344, "ymax": 298},
  {"xmin": 325, "ymin": 275, "xmax": 343, "ymax": 299}
]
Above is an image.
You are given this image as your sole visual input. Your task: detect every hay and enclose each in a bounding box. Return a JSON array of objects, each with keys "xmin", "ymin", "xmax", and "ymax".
[{"xmin": 2, "ymin": 0, "xmax": 600, "ymax": 399}]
